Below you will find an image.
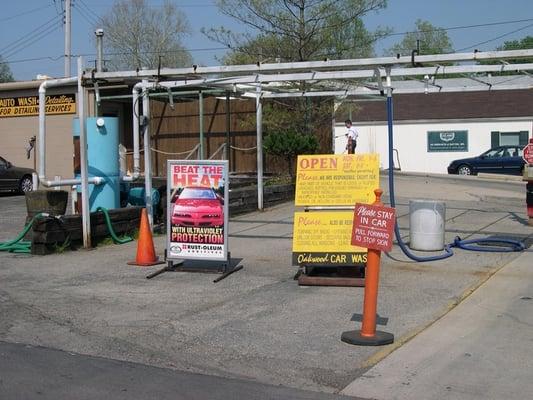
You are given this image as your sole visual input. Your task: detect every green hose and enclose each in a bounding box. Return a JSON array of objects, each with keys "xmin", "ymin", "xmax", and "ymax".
[
  {"xmin": 96, "ymin": 207, "xmax": 133, "ymax": 244},
  {"xmin": 0, "ymin": 213, "xmax": 45, "ymax": 254},
  {"xmin": 1, "ymin": 208, "xmax": 132, "ymax": 254}
]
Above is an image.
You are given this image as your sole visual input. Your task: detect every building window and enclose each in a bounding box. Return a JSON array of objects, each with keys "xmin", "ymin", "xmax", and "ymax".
[{"xmin": 491, "ymin": 131, "xmax": 529, "ymax": 148}]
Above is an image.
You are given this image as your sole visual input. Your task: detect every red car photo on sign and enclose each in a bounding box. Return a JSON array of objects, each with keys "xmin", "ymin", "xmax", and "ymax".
[{"xmin": 171, "ymin": 186, "xmax": 224, "ymax": 228}]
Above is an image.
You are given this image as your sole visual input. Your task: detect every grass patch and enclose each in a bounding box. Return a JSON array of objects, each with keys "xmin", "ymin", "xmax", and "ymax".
[{"xmin": 265, "ymin": 174, "xmax": 294, "ymax": 186}]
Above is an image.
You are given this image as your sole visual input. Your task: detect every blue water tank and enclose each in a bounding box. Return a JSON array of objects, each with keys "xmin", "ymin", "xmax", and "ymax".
[
  {"xmin": 127, "ymin": 186, "xmax": 160, "ymax": 207},
  {"xmin": 73, "ymin": 117, "xmax": 120, "ymax": 211},
  {"xmin": 87, "ymin": 117, "xmax": 120, "ymax": 211}
]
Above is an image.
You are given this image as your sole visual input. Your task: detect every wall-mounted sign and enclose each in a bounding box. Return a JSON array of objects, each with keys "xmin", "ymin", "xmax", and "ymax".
[
  {"xmin": 427, "ymin": 130, "xmax": 468, "ymax": 152},
  {"xmin": 295, "ymin": 154, "xmax": 379, "ymax": 206},
  {"xmin": 351, "ymin": 204, "xmax": 396, "ymax": 252},
  {"xmin": 292, "ymin": 211, "xmax": 367, "ymax": 266},
  {"xmin": 0, "ymin": 94, "xmax": 76, "ymax": 118},
  {"xmin": 166, "ymin": 160, "xmax": 229, "ymax": 262}
]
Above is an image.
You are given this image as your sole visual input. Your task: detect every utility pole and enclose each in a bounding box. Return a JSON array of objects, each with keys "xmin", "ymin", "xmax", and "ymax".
[{"xmin": 64, "ymin": 0, "xmax": 71, "ymax": 77}]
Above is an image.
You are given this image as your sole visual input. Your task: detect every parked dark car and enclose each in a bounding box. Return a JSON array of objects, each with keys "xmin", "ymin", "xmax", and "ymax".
[
  {"xmin": 447, "ymin": 146, "xmax": 525, "ymax": 176},
  {"xmin": 0, "ymin": 156, "xmax": 34, "ymax": 193}
]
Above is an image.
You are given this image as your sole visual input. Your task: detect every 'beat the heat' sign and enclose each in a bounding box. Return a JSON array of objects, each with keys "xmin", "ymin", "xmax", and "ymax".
[{"xmin": 167, "ymin": 160, "xmax": 229, "ymax": 262}]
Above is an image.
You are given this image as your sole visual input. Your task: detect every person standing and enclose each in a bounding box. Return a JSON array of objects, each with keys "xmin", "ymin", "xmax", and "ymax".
[{"xmin": 345, "ymin": 119, "xmax": 358, "ymax": 154}]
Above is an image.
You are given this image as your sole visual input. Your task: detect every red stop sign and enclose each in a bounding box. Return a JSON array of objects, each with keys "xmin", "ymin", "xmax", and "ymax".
[{"xmin": 524, "ymin": 141, "xmax": 533, "ymax": 164}]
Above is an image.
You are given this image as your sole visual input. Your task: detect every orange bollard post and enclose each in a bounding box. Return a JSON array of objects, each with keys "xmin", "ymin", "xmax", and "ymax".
[{"xmin": 341, "ymin": 189, "xmax": 394, "ymax": 346}]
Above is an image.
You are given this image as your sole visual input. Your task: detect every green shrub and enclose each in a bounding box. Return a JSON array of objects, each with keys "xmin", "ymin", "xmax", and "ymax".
[{"xmin": 263, "ymin": 131, "xmax": 319, "ymax": 177}]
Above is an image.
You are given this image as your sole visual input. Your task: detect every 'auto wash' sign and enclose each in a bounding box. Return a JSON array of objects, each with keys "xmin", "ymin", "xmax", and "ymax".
[
  {"xmin": 0, "ymin": 94, "xmax": 76, "ymax": 117},
  {"xmin": 427, "ymin": 130, "xmax": 468, "ymax": 152}
]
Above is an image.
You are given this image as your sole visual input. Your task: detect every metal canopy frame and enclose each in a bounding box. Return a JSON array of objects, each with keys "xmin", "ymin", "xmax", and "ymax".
[
  {"xmin": 88, "ymin": 49, "xmax": 533, "ymax": 210},
  {"xmin": 66, "ymin": 50, "xmax": 533, "ymax": 247},
  {"xmin": 90, "ymin": 49, "xmax": 533, "ymax": 80}
]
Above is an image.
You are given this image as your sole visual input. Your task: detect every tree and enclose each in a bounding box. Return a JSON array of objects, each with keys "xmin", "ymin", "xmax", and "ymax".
[
  {"xmin": 263, "ymin": 130, "xmax": 319, "ymax": 178},
  {"xmin": 204, "ymin": 2, "xmax": 388, "ymax": 171},
  {"xmin": 386, "ymin": 19, "xmax": 453, "ymax": 56},
  {"xmin": 0, "ymin": 55, "xmax": 14, "ymax": 83},
  {"xmin": 101, "ymin": 0, "xmax": 192, "ymax": 70},
  {"xmin": 494, "ymin": 36, "xmax": 533, "ymax": 64},
  {"xmin": 203, "ymin": 0, "xmax": 388, "ymax": 64},
  {"xmin": 477, "ymin": 35, "xmax": 533, "ymax": 75}
]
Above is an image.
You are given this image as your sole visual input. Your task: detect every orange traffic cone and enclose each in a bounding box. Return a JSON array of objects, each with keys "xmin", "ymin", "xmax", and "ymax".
[{"xmin": 128, "ymin": 208, "xmax": 164, "ymax": 267}]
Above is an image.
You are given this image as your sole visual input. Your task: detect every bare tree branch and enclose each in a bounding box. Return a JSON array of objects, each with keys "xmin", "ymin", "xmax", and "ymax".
[{"xmin": 101, "ymin": 0, "xmax": 192, "ymax": 70}]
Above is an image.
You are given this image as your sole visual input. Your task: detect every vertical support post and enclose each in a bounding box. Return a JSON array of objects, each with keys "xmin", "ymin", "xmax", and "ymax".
[
  {"xmin": 142, "ymin": 81, "xmax": 154, "ymax": 230},
  {"xmin": 526, "ymin": 180, "xmax": 533, "ymax": 226},
  {"xmin": 78, "ymin": 57, "xmax": 91, "ymax": 248},
  {"xmin": 332, "ymin": 101, "xmax": 341, "ymax": 153},
  {"xmin": 225, "ymin": 91, "xmax": 231, "ymax": 169},
  {"xmin": 361, "ymin": 248, "xmax": 381, "ymax": 337},
  {"xmin": 38, "ymin": 89, "xmax": 46, "ymax": 186},
  {"xmin": 256, "ymin": 84, "xmax": 264, "ymax": 210},
  {"xmin": 341, "ymin": 189, "xmax": 394, "ymax": 346},
  {"xmin": 32, "ymin": 172, "xmax": 38, "ymax": 191},
  {"xmin": 199, "ymin": 91, "xmax": 204, "ymax": 159},
  {"xmin": 64, "ymin": 0, "xmax": 71, "ymax": 77},
  {"xmin": 132, "ymin": 85, "xmax": 141, "ymax": 177},
  {"xmin": 385, "ymin": 67, "xmax": 396, "ymax": 209}
]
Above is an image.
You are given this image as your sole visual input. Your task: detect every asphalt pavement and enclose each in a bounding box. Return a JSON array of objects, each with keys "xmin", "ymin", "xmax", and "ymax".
[
  {"xmin": 0, "ymin": 341, "xmax": 356, "ymax": 400},
  {"xmin": 0, "ymin": 172, "xmax": 532, "ymax": 399}
]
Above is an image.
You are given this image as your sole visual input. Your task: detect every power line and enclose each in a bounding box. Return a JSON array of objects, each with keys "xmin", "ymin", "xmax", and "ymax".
[
  {"xmin": 77, "ymin": 0, "xmax": 101, "ymax": 19},
  {"xmin": 75, "ymin": 0, "xmax": 101, "ymax": 25},
  {"xmin": 0, "ymin": 46, "xmax": 229, "ymax": 65},
  {"xmin": 81, "ymin": 46, "xmax": 229, "ymax": 58},
  {"xmin": 455, "ymin": 23, "xmax": 533, "ymax": 52},
  {"xmin": 88, "ymin": 2, "xmax": 217, "ymax": 7},
  {"xmin": 0, "ymin": 14, "xmax": 63, "ymax": 55},
  {"xmin": 73, "ymin": 5, "xmax": 99, "ymax": 27},
  {"xmin": 383, "ymin": 17, "xmax": 533, "ymax": 38},
  {"xmin": 53, "ymin": 0, "xmax": 63, "ymax": 15},
  {"xmin": 0, "ymin": 4, "xmax": 54, "ymax": 22},
  {"xmin": 3, "ymin": 23, "xmax": 63, "ymax": 60},
  {"xmin": 0, "ymin": 55, "xmax": 64, "ymax": 65}
]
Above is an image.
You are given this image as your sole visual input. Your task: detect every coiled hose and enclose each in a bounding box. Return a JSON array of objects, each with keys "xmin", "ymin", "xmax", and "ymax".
[
  {"xmin": 385, "ymin": 95, "xmax": 525, "ymax": 261},
  {"xmin": 0, "ymin": 213, "xmax": 45, "ymax": 254},
  {"xmin": 0, "ymin": 207, "xmax": 132, "ymax": 254}
]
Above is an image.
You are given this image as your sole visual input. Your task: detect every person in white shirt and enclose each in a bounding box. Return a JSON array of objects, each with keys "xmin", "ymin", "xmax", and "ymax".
[{"xmin": 345, "ymin": 119, "xmax": 358, "ymax": 154}]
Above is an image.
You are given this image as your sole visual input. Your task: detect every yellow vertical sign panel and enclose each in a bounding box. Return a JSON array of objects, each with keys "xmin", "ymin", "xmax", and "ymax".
[{"xmin": 295, "ymin": 154, "xmax": 379, "ymax": 206}]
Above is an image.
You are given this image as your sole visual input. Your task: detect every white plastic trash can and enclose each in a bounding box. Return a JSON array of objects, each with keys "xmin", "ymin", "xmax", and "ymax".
[{"xmin": 409, "ymin": 199, "xmax": 446, "ymax": 251}]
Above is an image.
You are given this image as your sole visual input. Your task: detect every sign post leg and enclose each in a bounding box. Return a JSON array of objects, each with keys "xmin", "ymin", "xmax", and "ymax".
[
  {"xmin": 342, "ymin": 189, "xmax": 394, "ymax": 346},
  {"xmin": 341, "ymin": 247, "xmax": 393, "ymax": 345}
]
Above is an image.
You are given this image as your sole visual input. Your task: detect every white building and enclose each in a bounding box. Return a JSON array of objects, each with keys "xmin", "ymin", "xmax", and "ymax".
[{"xmin": 334, "ymin": 76, "xmax": 533, "ymax": 174}]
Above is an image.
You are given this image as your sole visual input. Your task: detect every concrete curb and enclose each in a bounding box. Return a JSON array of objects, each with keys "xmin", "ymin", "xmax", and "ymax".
[{"xmin": 382, "ymin": 169, "xmax": 526, "ymax": 185}]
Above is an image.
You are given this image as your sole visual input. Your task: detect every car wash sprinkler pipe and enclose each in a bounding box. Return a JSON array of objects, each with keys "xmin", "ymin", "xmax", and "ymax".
[
  {"xmin": 127, "ymin": 80, "xmax": 157, "ymax": 229},
  {"xmin": 126, "ymin": 82, "xmax": 144, "ymax": 182},
  {"xmin": 142, "ymin": 80, "xmax": 154, "ymax": 228},
  {"xmin": 38, "ymin": 76, "xmax": 104, "ymax": 188},
  {"xmin": 123, "ymin": 79, "xmax": 165, "ymax": 182}
]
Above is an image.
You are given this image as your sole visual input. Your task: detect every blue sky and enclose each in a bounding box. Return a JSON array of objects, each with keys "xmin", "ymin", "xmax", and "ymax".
[{"xmin": 2, "ymin": 0, "xmax": 533, "ymax": 81}]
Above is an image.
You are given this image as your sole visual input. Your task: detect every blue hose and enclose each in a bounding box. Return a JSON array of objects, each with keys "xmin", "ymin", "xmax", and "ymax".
[{"xmin": 385, "ymin": 94, "xmax": 524, "ymax": 261}]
